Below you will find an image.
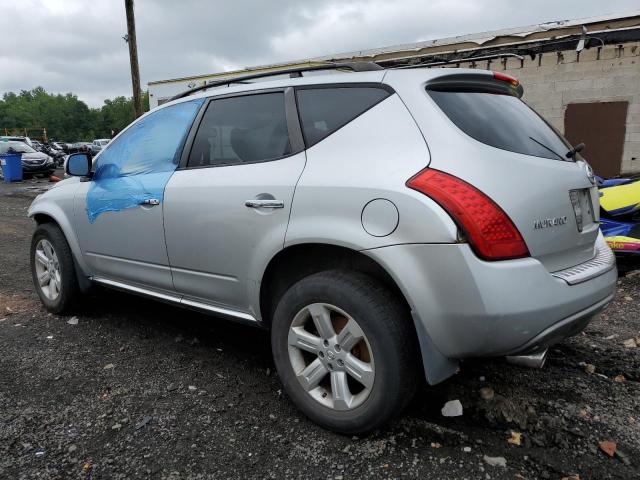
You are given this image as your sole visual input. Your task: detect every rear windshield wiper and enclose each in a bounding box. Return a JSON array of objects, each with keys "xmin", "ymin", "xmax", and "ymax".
[
  {"xmin": 565, "ymin": 142, "xmax": 585, "ymax": 159},
  {"xmin": 528, "ymin": 136, "xmax": 565, "ymax": 161}
]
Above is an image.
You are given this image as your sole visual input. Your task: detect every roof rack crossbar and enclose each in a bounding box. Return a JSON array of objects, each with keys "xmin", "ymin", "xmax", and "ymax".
[{"xmin": 168, "ymin": 62, "xmax": 383, "ymax": 101}]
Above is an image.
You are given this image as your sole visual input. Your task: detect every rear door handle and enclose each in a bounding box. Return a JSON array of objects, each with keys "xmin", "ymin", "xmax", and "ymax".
[
  {"xmin": 141, "ymin": 198, "xmax": 160, "ymax": 206},
  {"xmin": 245, "ymin": 199, "xmax": 284, "ymax": 209}
]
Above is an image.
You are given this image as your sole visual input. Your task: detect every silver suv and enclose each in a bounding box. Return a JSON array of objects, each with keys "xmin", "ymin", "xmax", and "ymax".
[{"xmin": 29, "ymin": 64, "xmax": 617, "ymax": 434}]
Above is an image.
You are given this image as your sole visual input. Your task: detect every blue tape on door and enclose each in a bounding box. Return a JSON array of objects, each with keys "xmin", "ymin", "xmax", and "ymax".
[{"xmin": 86, "ymin": 98, "xmax": 204, "ymax": 223}]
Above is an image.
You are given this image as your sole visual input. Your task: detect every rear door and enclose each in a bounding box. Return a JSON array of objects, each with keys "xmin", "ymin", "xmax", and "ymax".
[
  {"xmin": 394, "ymin": 71, "xmax": 600, "ymax": 271},
  {"xmin": 163, "ymin": 88, "xmax": 306, "ymax": 316}
]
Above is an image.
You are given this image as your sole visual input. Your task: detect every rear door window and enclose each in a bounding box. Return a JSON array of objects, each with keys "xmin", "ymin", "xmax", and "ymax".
[
  {"xmin": 188, "ymin": 92, "xmax": 291, "ymax": 167},
  {"xmin": 296, "ymin": 87, "xmax": 391, "ymax": 147},
  {"xmin": 427, "ymin": 90, "xmax": 571, "ymax": 161}
]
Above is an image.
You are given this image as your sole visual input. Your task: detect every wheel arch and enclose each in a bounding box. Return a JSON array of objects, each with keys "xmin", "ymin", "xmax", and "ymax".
[
  {"xmin": 259, "ymin": 243, "xmax": 407, "ymax": 326},
  {"xmin": 29, "ymin": 207, "xmax": 92, "ymax": 292},
  {"xmin": 258, "ymin": 242, "xmax": 460, "ymax": 384},
  {"xmin": 259, "ymin": 242, "xmax": 461, "ymax": 385}
]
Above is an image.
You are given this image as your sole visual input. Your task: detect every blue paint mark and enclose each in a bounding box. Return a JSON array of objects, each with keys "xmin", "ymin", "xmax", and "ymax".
[
  {"xmin": 600, "ymin": 218, "xmax": 635, "ymax": 238},
  {"xmin": 86, "ymin": 98, "xmax": 204, "ymax": 223}
]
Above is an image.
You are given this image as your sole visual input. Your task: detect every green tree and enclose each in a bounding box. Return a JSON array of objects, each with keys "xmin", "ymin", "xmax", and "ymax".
[{"xmin": 0, "ymin": 87, "xmax": 150, "ymax": 141}]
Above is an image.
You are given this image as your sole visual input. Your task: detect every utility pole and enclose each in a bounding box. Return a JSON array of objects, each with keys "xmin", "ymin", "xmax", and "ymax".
[{"xmin": 124, "ymin": 0, "xmax": 142, "ymax": 118}]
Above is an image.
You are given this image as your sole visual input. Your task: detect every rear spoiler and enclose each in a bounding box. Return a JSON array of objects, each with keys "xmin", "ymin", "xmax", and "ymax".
[{"xmin": 425, "ymin": 72, "xmax": 524, "ymax": 98}]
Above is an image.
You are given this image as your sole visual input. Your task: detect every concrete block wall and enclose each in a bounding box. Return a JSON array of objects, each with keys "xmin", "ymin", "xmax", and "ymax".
[{"xmin": 457, "ymin": 42, "xmax": 640, "ymax": 173}]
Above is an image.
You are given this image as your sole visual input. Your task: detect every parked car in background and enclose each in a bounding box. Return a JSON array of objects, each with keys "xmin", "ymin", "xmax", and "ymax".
[
  {"xmin": 0, "ymin": 140, "xmax": 55, "ymax": 177},
  {"xmin": 42, "ymin": 142, "xmax": 66, "ymax": 167},
  {"xmin": 89, "ymin": 139, "xmax": 110, "ymax": 154},
  {"xmin": 27, "ymin": 65, "xmax": 617, "ymax": 434},
  {"xmin": 63, "ymin": 142, "xmax": 90, "ymax": 154},
  {"xmin": 0, "ymin": 135, "xmax": 33, "ymax": 147}
]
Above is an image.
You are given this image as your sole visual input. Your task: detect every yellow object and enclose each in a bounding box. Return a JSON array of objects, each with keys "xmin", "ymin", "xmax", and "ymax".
[
  {"xmin": 605, "ymin": 235, "xmax": 640, "ymax": 252},
  {"xmin": 599, "ymin": 181, "xmax": 640, "ymax": 215}
]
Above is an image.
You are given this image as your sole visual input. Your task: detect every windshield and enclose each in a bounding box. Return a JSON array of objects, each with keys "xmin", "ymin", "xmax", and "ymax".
[
  {"xmin": 428, "ymin": 90, "xmax": 572, "ymax": 161},
  {"xmin": 0, "ymin": 141, "xmax": 36, "ymax": 154}
]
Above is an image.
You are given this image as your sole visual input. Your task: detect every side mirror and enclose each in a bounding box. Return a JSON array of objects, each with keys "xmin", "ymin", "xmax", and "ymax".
[{"xmin": 66, "ymin": 153, "xmax": 92, "ymax": 177}]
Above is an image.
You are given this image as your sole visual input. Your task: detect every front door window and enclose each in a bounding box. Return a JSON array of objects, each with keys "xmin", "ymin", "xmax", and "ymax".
[{"xmin": 86, "ymin": 99, "xmax": 203, "ymax": 223}]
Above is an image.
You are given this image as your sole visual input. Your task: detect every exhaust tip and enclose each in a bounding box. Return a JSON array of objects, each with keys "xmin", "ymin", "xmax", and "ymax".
[{"xmin": 506, "ymin": 349, "xmax": 548, "ymax": 369}]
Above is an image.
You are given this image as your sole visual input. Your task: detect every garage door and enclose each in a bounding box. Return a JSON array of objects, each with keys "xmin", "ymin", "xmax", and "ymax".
[{"xmin": 564, "ymin": 101, "xmax": 628, "ymax": 178}]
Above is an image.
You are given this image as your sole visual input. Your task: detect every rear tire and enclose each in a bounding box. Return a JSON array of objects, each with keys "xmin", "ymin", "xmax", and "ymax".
[
  {"xmin": 271, "ymin": 270, "xmax": 419, "ymax": 434},
  {"xmin": 30, "ymin": 223, "xmax": 81, "ymax": 314}
]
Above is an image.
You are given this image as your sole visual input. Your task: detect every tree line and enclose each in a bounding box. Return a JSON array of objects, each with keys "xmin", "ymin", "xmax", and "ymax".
[{"xmin": 0, "ymin": 87, "xmax": 150, "ymax": 142}]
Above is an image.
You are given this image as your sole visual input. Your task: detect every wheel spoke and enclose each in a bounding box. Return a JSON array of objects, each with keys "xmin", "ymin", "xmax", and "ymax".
[
  {"xmin": 43, "ymin": 242, "xmax": 54, "ymax": 260},
  {"xmin": 330, "ymin": 371, "xmax": 352, "ymax": 410},
  {"xmin": 343, "ymin": 353, "xmax": 374, "ymax": 390},
  {"xmin": 288, "ymin": 326, "xmax": 322, "ymax": 354},
  {"xmin": 308, "ymin": 304, "xmax": 335, "ymax": 339},
  {"xmin": 297, "ymin": 358, "xmax": 328, "ymax": 391},
  {"xmin": 51, "ymin": 277, "xmax": 59, "ymax": 296},
  {"xmin": 336, "ymin": 318, "xmax": 365, "ymax": 351},
  {"xmin": 38, "ymin": 271, "xmax": 50, "ymax": 287},
  {"xmin": 35, "ymin": 250, "xmax": 48, "ymax": 267}
]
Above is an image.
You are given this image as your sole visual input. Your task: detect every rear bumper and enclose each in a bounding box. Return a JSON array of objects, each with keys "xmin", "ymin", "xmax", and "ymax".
[
  {"xmin": 365, "ymin": 234, "xmax": 617, "ymax": 361},
  {"xmin": 504, "ymin": 292, "xmax": 612, "ymax": 355}
]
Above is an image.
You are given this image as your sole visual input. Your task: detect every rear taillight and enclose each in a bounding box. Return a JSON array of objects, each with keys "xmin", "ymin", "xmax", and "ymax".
[
  {"xmin": 493, "ymin": 71, "xmax": 519, "ymax": 87},
  {"xmin": 407, "ymin": 169, "xmax": 530, "ymax": 261}
]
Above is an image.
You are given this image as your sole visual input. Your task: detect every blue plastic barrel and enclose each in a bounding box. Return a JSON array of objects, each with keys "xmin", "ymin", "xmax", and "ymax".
[{"xmin": 0, "ymin": 153, "xmax": 23, "ymax": 182}]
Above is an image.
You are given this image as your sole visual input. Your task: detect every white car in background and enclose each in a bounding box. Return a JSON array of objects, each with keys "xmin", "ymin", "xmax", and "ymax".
[{"xmin": 90, "ymin": 139, "xmax": 110, "ymax": 154}]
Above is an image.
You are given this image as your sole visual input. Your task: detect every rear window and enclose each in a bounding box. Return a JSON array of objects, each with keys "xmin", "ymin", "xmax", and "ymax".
[
  {"xmin": 188, "ymin": 93, "xmax": 291, "ymax": 167},
  {"xmin": 428, "ymin": 90, "xmax": 571, "ymax": 161},
  {"xmin": 0, "ymin": 141, "xmax": 35, "ymax": 154},
  {"xmin": 296, "ymin": 87, "xmax": 391, "ymax": 147}
]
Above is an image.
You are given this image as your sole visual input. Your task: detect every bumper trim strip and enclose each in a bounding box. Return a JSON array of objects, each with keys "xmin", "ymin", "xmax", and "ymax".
[{"xmin": 551, "ymin": 237, "xmax": 615, "ymax": 285}]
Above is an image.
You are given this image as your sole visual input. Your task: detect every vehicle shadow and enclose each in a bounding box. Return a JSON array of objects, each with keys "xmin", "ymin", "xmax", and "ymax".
[{"xmin": 75, "ymin": 286, "xmax": 273, "ymax": 367}]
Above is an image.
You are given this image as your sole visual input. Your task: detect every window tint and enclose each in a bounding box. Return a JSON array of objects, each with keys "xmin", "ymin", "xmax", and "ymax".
[
  {"xmin": 188, "ymin": 93, "xmax": 291, "ymax": 167},
  {"xmin": 94, "ymin": 99, "xmax": 203, "ymax": 180},
  {"xmin": 296, "ymin": 87, "xmax": 391, "ymax": 147},
  {"xmin": 427, "ymin": 90, "xmax": 571, "ymax": 161}
]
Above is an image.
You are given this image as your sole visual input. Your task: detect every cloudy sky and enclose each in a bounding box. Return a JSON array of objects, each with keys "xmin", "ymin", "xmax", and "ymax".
[{"xmin": 1, "ymin": 0, "xmax": 638, "ymax": 107}]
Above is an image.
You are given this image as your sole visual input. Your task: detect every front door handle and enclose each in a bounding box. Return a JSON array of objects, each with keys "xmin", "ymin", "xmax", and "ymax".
[
  {"xmin": 245, "ymin": 199, "xmax": 284, "ymax": 209},
  {"xmin": 141, "ymin": 198, "xmax": 160, "ymax": 206}
]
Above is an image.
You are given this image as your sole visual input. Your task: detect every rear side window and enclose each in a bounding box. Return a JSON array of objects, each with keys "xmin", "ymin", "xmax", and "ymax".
[
  {"xmin": 296, "ymin": 87, "xmax": 391, "ymax": 147},
  {"xmin": 188, "ymin": 92, "xmax": 291, "ymax": 167},
  {"xmin": 428, "ymin": 90, "xmax": 571, "ymax": 161}
]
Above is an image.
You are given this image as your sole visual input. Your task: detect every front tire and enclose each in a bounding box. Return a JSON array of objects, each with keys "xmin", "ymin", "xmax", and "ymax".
[
  {"xmin": 271, "ymin": 270, "xmax": 419, "ymax": 434},
  {"xmin": 30, "ymin": 223, "xmax": 81, "ymax": 314}
]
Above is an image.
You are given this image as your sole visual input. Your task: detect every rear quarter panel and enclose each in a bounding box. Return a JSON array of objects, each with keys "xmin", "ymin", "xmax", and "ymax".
[{"xmin": 285, "ymin": 93, "xmax": 457, "ymax": 250}]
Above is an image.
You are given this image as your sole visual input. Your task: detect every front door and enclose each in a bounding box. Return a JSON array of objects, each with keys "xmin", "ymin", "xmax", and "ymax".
[
  {"xmin": 74, "ymin": 99, "xmax": 204, "ymax": 292},
  {"xmin": 163, "ymin": 90, "xmax": 306, "ymax": 316}
]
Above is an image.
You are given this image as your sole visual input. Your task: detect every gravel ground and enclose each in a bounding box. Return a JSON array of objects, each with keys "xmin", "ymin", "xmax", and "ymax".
[{"xmin": 1, "ymin": 174, "xmax": 639, "ymax": 479}]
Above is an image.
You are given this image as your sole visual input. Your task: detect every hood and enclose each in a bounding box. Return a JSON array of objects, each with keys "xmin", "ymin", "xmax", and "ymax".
[{"xmin": 21, "ymin": 152, "xmax": 50, "ymax": 161}]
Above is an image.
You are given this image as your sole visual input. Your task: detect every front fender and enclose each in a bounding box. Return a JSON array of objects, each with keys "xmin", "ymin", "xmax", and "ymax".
[{"xmin": 28, "ymin": 183, "xmax": 91, "ymax": 279}]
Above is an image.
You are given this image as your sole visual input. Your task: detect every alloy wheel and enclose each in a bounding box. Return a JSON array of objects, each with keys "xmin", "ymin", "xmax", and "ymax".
[
  {"xmin": 287, "ymin": 303, "xmax": 375, "ymax": 411},
  {"xmin": 34, "ymin": 239, "xmax": 62, "ymax": 301}
]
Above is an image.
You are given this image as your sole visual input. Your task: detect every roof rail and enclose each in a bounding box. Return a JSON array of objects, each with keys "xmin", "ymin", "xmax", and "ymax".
[{"xmin": 168, "ymin": 62, "xmax": 383, "ymax": 101}]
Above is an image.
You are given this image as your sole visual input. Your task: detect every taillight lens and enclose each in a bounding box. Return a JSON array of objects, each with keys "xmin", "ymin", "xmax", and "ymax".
[
  {"xmin": 493, "ymin": 71, "xmax": 519, "ymax": 87},
  {"xmin": 407, "ymin": 169, "xmax": 530, "ymax": 261}
]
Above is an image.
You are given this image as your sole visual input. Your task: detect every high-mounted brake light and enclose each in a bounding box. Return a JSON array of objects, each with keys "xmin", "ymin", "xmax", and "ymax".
[
  {"xmin": 407, "ymin": 169, "xmax": 530, "ymax": 261},
  {"xmin": 493, "ymin": 71, "xmax": 519, "ymax": 87}
]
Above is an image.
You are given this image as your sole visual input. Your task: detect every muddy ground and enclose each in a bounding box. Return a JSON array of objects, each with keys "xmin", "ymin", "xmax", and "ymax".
[{"xmin": 1, "ymin": 175, "xmax": 639, "ymax": 479}]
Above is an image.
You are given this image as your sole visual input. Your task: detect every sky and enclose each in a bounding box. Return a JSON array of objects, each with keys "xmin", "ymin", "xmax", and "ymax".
[{"xmin": 0, "ymin": 0, "xmax": 638, "ymax": 108}]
